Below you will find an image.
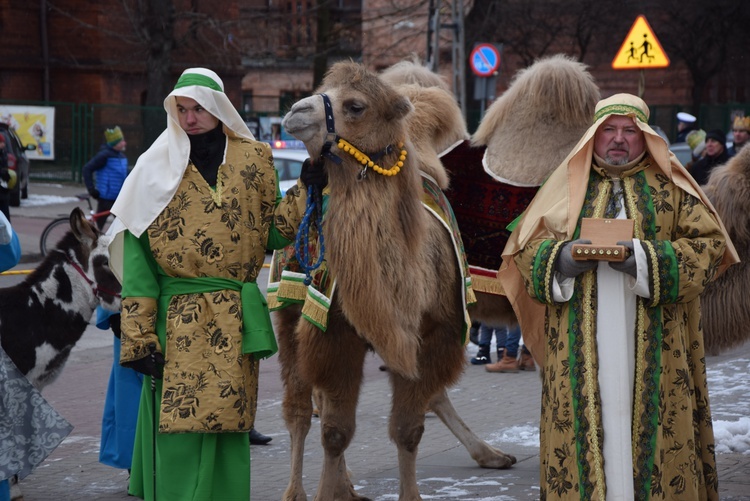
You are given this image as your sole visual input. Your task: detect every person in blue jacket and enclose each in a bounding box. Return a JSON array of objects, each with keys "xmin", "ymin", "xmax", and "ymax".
[
  {"xmin": 83, "ymin": 126, "xmax": 128, "ymax": 229},
  {"xmin": 96, "ymin": 307, "xmax": 143, "ymax": 476}
]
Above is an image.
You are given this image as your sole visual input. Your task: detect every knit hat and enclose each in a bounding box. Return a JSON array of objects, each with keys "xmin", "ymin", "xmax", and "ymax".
[
  {"xmin": 676, "ymin": 111, "xmax": 696, "ymax": 124},
  {"xmin": 705, "ymin": 129, "xmax": 726, "ymax": 145},
  {"xmin": 686, "ymin": 129, "xmax": 706, "ymax": 156},
  {"xmin": 104, "ymin": 126, "xmax": 124, "ymax": 147},
  {"xmin": 734, "ymin": 116, "xmax": 750, "ymax": 132}
]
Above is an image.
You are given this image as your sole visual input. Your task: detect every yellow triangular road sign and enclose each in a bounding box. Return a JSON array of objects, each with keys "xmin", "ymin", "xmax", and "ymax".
[{"xmin": 612, "ymin": 15, "xmax": 670, "ymax": 70}]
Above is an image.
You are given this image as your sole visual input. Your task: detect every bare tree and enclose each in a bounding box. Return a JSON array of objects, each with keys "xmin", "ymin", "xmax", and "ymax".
[{"xmin": 650, "ymin": 0, "xmax": 747, "ymax": 113}]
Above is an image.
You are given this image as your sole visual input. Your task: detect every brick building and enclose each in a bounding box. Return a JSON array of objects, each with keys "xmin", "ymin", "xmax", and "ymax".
[{"xmin": 1, "ymin": 0, "xmax": 747, "ymax": 134}]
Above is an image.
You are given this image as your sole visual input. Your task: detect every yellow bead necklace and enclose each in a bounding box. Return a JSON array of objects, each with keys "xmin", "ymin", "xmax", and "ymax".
[{"xmin": 336, "ymin": 138, "xmax": 407, "ymax": 176}]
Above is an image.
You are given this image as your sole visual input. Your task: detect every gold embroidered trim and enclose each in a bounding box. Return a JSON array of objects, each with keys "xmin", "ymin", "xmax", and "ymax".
[
  {"xmin": 594, "ymin": 104, "xmax": 648, "ymax": 123},
  {"xmin": 581, "ymin": 270, "xmax": 605, "ymax": 499},
  {"xmin": 210, "ymin": 174, "xmax": 224, "ymax": 206},
  {"xmin": 632, "ymin": 298, "xmax": 647, "ymax": 453},
  {"xmin": 642, "ymin": 240, "xmax": 660, "ymax": 304},
  {"xmin": 190, "ymin": 161, "xmax": 224, "ymax": 207},
  {"xmin": 471, "ymin": 274, "xmax": 505, "ymax": 296},
  {"xmin": 622, "ymin": 177, "xmax": 640, "ymax": 238},
  {"xmin": 584, "ymin": 183, "xmax": 607, "ymax": 498},
  {"xmin": 544, "ymin": 243, "xmax": 563, "ymax": 304}
]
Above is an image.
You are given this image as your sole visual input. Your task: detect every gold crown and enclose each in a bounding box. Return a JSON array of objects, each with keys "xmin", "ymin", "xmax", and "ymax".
[{"xmin": 733, "ymin": 116, "xmax": 750, "ymax": 132}]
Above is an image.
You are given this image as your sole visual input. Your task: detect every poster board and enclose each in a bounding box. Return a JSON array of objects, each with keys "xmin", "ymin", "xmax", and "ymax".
[{"xmin": 0, "ymin": 105, "xmax": 56, "ymax": 160}]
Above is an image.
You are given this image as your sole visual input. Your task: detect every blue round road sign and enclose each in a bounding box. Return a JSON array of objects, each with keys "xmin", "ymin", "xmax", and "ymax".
[{"xmin": 470, "ymin": 44, "xmax": 501, "ymax": 77}]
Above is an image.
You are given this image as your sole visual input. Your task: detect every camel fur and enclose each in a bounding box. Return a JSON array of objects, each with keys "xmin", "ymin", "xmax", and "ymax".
[
  {"xmin": 282, "ymin": 61, "xmax": 515, "ymax": 501},
  {"xmin": 275, "ymin": 58, "xmax": 519, "ymax": 501},
  {"xmin": 472, "ymin": 54, "xmax": 600, "ymax": 186},
  {"xmin": 381, "ymin": 60, "xmax": 518, "ymax": 331},
  {"xmin": 699, "ymin": 145, "xmax": 750, "ymax": 354}
]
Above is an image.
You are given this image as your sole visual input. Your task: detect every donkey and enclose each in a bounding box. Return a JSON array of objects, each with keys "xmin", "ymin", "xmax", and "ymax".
[{"xmin": 0, "ymin": 207, "xmax": 121, "ymax": 389}]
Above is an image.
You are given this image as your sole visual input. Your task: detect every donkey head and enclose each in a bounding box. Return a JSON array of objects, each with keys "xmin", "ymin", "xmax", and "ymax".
[{"xmin": 67, "ymin": 207, "xmax": 121, "ymax": 312}]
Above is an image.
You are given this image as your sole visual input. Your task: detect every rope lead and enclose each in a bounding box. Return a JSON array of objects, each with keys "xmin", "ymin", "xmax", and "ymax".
[{"xmin": 294, "ymin": 184, "xmax": 325, "ymax": 285}]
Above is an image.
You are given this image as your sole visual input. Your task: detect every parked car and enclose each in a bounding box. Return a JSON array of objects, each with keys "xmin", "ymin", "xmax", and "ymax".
[
  {"xmin": 669, "ymin": 142, "xmax": 693, "ymax": 166},
  {"xmin": 271, "ymin": 148, "xmax": 309, "ymax": 196},
  {"xmin": 0, "ymin": 122, "xmax": 36, "ymax": 206}
]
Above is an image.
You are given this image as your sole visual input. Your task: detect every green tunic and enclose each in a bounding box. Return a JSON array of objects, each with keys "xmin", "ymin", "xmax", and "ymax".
[{"xmin": 120, "ymin": 137, "xmax": 306, "ymax": 500}]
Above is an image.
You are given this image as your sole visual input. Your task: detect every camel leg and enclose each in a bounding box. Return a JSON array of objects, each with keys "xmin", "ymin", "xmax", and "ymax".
[
  {"xmin": 297, "ymin": 309, "xmax": 370, "ymax": 501},
  {"xmin": 429, "ymin": 389, "xmax": 516, "ymax": 468},
  {"xmin": 281, "ymin": 370, "xmax": 313, "ymax": 501},
  {"xmin": 389, "ymin": 376, "xmax": 429, "ymax": 501},
  {"xmin": 276, "ymin": 307, "xmax": 313, "ymax": 501}
]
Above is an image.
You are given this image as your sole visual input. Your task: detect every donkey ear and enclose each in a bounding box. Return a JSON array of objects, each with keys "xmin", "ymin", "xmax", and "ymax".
[
  {"xmin": 70, "ymin": 207, "xmax": 97, "ymax": 245},
  {"xmin": 386, "ymin": 95, "xmax": 414, "ymax": 122}
]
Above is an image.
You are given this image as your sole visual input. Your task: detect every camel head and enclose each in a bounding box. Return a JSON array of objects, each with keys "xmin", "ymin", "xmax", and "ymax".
[{"xmin": 282, "ymin": 61, "xmax": 414, "ymax": 179}]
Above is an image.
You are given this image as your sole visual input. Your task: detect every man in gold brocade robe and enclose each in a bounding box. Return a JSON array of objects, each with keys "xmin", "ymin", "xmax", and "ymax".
[
  {"xmin": 107, "ymin": 68, "xmax": 324, "ymax": 501},
  {"xmin": 498, "ymin": 94, "xmax": 739, "ymax": 500}
]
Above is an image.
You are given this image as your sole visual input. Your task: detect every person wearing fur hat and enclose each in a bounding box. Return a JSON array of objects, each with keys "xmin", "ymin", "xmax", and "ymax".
[
  {"xmin": 108, "ymin": 68, "xmax": 325, "ymax": 501},
  {"xmin": 498, "ymin": 94, "xmax": 738, "ymax": 500},
  {"xmin": 690, "ymin": 128, "xmax": 730, "ymax": 186},
  {"xmin": 729, "ymin": 115, "xmax": 749, "ymax": 156},
  {"xmin": 82, "ymin": 125, "xmax": 128, "ymax": 229}
]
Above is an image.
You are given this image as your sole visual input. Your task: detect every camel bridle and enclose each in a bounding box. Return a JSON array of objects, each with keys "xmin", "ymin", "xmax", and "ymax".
[{"xmin": 319, "ymin": 93, "xmax": 402, "ymax": 180}]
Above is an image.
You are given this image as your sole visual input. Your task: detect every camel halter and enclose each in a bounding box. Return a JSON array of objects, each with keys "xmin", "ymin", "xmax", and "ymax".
[{"xmin": 319, "ymin": 93, "xmax": 407, "ymax": 180}]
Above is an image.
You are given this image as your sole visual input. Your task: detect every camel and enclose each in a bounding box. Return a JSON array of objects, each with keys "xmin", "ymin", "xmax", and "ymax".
[
  {"xmin": 274, "ymin": 59, "xmax": 517, "ymax": 501},
  {"xmin": 699, "ymin": 145, "xmax": 750, "ymax": 354},
  {"xmin": 280, "ymin": 61, "xmax": 516, "ymax": 500}
]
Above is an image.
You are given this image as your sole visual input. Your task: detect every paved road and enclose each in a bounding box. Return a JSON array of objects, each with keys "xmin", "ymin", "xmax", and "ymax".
[{"xmin": 4, "ymin": 182, "xmax": 750, "ymax": 500}]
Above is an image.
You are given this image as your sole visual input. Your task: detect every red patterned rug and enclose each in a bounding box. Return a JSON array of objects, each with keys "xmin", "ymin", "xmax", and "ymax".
[{"xmin": 442, "ymin": 140, "xmax": 539, "ymax": 272}]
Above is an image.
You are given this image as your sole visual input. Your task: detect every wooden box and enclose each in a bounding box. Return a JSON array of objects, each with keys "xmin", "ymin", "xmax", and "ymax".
[{"xmin": 571, "ymin": 218, "xmax": 634, "ymax": 262}]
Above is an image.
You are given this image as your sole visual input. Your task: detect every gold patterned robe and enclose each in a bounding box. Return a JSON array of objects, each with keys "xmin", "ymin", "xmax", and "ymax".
[
  {"xmin": 515, "ymin": 157, "xmax": 724, "ymax": 500},
  {"xmin": 120, "ymin": 137, "xmax": 306, "ymax": 433}
]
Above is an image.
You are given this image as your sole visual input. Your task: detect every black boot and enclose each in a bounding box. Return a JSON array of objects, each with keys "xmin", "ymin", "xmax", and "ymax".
[
  {"xmin": 249, "ymin": 428, "xmax": 272, "ymax": 445},
  {"xmin": 469, "ymin": 321, "xmax": 480, "ymax": 345},
  {"xmin": 471, "ymin": 344, "xmax": 491, "ymax": 365}
]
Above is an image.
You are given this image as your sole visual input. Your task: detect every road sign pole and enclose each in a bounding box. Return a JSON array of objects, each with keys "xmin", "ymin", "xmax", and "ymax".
[{"xmin": 638, "ymin": 70, "xmax": 645, "ymax": 98}]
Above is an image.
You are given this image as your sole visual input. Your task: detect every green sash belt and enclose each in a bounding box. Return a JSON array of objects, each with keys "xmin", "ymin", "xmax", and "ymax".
[{"xmin": 158, "ymin": 275, "xmax": 278, "ymax": 359}]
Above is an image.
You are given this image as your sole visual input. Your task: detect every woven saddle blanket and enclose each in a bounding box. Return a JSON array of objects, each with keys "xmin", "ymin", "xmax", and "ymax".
[{"xmin": 441, "ymin": 139, "xmax": 539, "ymax": 294}]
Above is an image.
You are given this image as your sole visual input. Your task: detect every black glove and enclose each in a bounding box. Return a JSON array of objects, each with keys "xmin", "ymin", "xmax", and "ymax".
[
  {"xmin": 609, "ymin": 240, "xmax": 638, "ymax": 278},
  {"xmin": 555, "ymin": 239, "xmax": 598, "ymax": 278},
  {"xmin": 124, "ymin": 344, "xmax": 165, "ymax": 379},
  {"xmin": 0, "ymin": 169, "xmax": 9, "ymax": 182},
  {"xmin": 88, "ymin": 188, "xmax": 100, "ymax": 199},
  {"xmin": 300, "ymin": 157, "xmax": 327, "ymax": 188},
  {"xmin": 109, "ymin": 313, "xmax": 122, "ymax": 339}
]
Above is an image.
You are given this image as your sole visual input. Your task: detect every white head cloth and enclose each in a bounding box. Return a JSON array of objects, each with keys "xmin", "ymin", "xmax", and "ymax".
[{"xmin": 108, "ymin": 68, "xmax": 255, "ymax": 280}]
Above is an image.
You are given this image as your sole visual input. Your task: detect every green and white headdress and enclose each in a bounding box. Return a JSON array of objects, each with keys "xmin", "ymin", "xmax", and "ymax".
[{"xmin": 109, "ymin": 68, "xmax": 256, "ymax": 280}]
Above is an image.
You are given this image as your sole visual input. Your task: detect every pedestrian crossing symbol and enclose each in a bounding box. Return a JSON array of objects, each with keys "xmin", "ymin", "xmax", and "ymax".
[{"xmin": 612, "ymin": 15, "xmax": 669, "ymax": 70}]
